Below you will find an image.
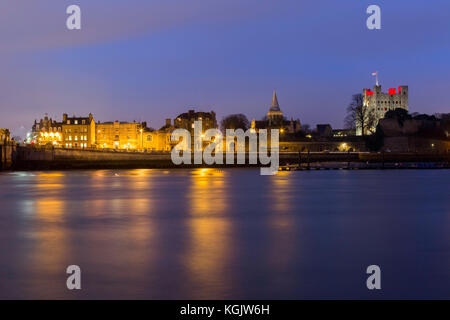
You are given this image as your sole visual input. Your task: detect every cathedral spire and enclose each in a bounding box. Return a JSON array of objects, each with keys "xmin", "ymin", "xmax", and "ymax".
[{"xmin": 270, "ymin": 90, "xmax": 280, "ymax": 111}]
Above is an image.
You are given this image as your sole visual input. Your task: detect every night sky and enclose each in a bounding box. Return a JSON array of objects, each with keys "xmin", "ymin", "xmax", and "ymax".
[{"xmin": 1, "ymin": 0, "xmax": 449, "ymax": 137}]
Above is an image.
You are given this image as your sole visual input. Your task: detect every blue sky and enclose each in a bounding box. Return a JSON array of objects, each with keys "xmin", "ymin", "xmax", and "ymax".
[{"xmin": 1, "ymin": 0, "xmax": 450, "ymax": 137}]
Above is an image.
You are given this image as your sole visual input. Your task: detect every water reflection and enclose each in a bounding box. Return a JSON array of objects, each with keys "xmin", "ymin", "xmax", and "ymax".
[
  {"xmin": 21, "ymin": 170, "xmax": 159, "ymax": 298},
  {"xmin": 186, "ymin": 168, "xmax": 233, "ymax": 298},
  {"xmin": 269, "ymin": 171, "xmax": 294, "ymax": 214},
  {"xmin": 267, "ymin": 172, "xmax": 297, "ymax": 278},
  {"xmin": 0, "ymin": 169, "xmax": 448, "ymax": 299},
  {"xmin": 27, "ymin": 173, "xmax": 69, "ymax": 297},
  {"xmin": 80, "ymin": 169, "xmax": 157, "ymax": 297}
]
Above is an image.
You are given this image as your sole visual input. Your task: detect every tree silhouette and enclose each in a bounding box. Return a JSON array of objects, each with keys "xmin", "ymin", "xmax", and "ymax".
[
  {"xmin": 220, "ymin": 114, "xmax": 250, "ymax": 132},
  {"xmin": 345, "ymin": 94, "xmax": 375, "ymax": 136}
]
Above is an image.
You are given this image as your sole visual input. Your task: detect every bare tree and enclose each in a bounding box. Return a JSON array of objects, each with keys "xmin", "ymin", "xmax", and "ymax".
[
  {"xmin": 220, "ymin": 114, "xmax": 250, "ymax": 132},
  {"xmin": 301, "ymin": 123, "xmax": 311, "ymax": 134},
  {"xmin": 345, "ymin": 94, "xmax": 376, "ymax": 136}
]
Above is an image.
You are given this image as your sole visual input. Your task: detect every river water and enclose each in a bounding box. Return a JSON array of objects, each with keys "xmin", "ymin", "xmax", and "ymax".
[{"xmin": 0, "ymin": 169, "xmax": 449, "ymax": 299}]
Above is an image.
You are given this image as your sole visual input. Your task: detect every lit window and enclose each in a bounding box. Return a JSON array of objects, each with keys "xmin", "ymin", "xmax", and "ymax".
[
  {"xmin": 74, "ymin": 120, "xmax": 78, "ymax": 125},
  {"xmin": 69, "ymin": 136, "xmax": 72, "ymax": 141}
]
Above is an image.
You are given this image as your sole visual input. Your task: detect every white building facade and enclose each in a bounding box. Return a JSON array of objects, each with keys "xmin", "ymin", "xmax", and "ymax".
[{"xmin": 358, "ymin": 85, "xmax": 409, "ymax": 135}]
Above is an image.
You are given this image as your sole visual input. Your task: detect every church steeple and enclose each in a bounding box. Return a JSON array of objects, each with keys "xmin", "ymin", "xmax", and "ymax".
[
  {"xmin": 270, "ymin": 90, "xmax": 280, "ymax": 112},
  {"xmin": 267, "ymin": 90, "xmax": 283, "ymax": 126}
]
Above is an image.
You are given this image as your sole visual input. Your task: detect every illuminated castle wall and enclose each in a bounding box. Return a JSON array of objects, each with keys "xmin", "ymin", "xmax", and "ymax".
[{"xmin": 360, "ymin": 85, "xmax": 409, "ymax": 135}]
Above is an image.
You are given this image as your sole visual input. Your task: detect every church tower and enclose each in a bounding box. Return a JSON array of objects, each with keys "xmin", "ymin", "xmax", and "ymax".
[{"xmin": 267, "ymin": 90, "xmax": 284, "ymax": 126}]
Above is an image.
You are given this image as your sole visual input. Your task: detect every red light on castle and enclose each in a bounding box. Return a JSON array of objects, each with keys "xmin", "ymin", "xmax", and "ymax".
[
  {"xmin": 366, "ymin": 90, "xmax": 374, "ymax": 96},
  {"xmin": 398, "ymin": 86, "xmax": 402, "ymax": 93},
  {"xmin": 389, "ymin": 88, "xmax": 396, "ymax": 95}
]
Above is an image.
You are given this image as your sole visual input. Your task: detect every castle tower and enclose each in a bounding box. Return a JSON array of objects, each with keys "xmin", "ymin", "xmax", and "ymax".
[{"xmin": 359, "ymin": 84, "xmax": 409, "ymax": 135}]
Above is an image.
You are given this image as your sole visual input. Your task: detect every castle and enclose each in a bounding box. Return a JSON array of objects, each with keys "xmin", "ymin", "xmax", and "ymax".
[{"xmin": 359, "ymin": 84, "xmax": 409, "ymax": 135}]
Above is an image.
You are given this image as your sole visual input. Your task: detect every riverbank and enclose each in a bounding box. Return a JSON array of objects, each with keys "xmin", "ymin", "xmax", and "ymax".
[
  {"xmin": 279, "ymin": 161, "xmax": 449, "ymax": 171},
  {"xmin": 3, "ymin": 146, "xmax": 449, "ymax": 170}
]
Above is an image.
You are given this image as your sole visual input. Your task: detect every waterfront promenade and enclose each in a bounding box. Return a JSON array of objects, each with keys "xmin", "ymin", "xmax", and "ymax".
[{"xmin": 2, "ymin": 145, "xmax": 449, "ymax": 170}]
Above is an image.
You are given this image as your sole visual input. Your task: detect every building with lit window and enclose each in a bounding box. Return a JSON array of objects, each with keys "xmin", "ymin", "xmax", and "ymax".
[
  {"xmin": 96, "ymin": 121, "xmax": 145, "ymax": 150},
  {"xmin": 142, "ymin": 119, "xmax": 177, "ymax": 151},
  {"xmin": 361, "ymin": 84, "xmax": 409, "ymax": 135},
  {"xmin": 62, "ymin": 113, "xmax": 96, "ymax": 149},
  {"xmin": 31, "ymin": 114, "xmax": 63, "ymax": 146},
  {"xmin": 142, "ymin": 130, "xmax": 173, "ymax": 151},
  {"xmin": 174, "ymin": 109, "xmax": 218, "ymax": 134},
  {"xmin": 0, "ymin": 129, "xmax": 10, "ymax": 144}
]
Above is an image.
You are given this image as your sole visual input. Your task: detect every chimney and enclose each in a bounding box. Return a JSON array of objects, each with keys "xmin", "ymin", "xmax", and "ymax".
[
  {"xmin": 63, "ymin": 113, "xmax": 68, "ymax": 122},
  {"xmin": 165, "ymin": 119, "xmax": 171, "ymax": 127}
]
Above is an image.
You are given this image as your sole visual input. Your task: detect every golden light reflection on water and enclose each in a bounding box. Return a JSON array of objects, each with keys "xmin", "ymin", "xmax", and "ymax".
[
  {"xmin": 186, "ymin": 168, "xmax": 232, "ymax": 298},
  {"xmin": 35, "ymin": 199, "xmax": 66, "ymax": 223},
  {"xmin": 26, "ymin": 173, "xmax": 69, "ymax": 296},
  {"xmin": 24, "ymin": 170, "xmax": 158, "ymax": 296},
  {"xmin": 190, "ymin": 168, "xmax": 228, "ymax": 215},
  {"xmin": 85, "ymin": 170, "xmax": 156, "ymax": 271},
  {"xmin": 267, "ymin": 171, "xmax": 297, "ymax": 271},
  {"xmin": 33, "ymin": 172, "xmax": 67, "ymax": 224},
  {"xmin": 87, "ymin": 169, "xmax": 155, "ymax": 217},
  {"xmin": 270, "ymin": 171, "xmax": 293, "ymax": 214}
]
